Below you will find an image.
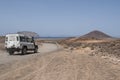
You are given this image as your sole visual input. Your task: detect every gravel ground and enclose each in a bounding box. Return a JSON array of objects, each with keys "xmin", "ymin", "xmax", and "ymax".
[{"xmin": 0, "ymin": 42, "xmax": 120, "ymax": 80}]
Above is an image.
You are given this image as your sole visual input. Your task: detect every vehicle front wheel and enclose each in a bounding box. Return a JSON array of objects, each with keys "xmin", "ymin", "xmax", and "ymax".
[
  {"xmin": 22, "ymin": 47, "xmax": 27, "ymax": 55},
  {"xmin": 34, "ymin": 47, "xmax": 38, "ymax": 53}
]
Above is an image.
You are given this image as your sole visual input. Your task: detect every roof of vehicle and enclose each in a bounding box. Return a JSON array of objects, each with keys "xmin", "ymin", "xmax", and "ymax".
[
  {"xmin": 6, "ymin": 33, "xmax": 25, "ymax": 37},
  {"xmin": 6, "ymin": 34, "xmax": 33, "ymax": 38}
]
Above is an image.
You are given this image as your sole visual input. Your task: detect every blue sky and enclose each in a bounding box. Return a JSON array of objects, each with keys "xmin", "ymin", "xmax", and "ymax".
[{"xmin": 0, "ymin": 0, "xmax": 120, "ymax": 37}]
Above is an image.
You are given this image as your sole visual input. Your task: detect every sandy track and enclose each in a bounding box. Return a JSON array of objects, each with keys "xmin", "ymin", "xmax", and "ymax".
[
  {"xmin": 0, "ymin": 43, "xmax": 61, "ymax": 64},
  {"xmin": 0, "ymin": 44, "xmax": 120, "ymax": 80},
  {"xmin": 0, "ymin": 43, "xmax": 63, "ymax": 80}
]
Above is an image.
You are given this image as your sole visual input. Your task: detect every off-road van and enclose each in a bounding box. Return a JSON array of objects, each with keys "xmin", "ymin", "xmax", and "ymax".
[{"xmin": 5, "ymin": 34, "xmax": 38, "ymax": 55}]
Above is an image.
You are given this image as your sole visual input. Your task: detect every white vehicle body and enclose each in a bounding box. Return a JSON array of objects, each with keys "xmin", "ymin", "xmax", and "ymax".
[{"xmin": 5, "ymin": 34, "xmax": 38, "ymax": 55}]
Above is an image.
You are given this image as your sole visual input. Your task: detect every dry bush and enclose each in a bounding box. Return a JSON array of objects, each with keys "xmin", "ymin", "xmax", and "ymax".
[{"xmin": 60, "ymin": 38, "xmax": 120, "ymax": 58}]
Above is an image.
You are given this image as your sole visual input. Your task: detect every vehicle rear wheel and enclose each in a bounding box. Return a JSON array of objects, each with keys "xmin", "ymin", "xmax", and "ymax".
[
  {"xmin": 9, "ymin": 50, "xmax": 14, "ymax": 55},
  {"xmin": 22, "ymin": 47, "xmax": 27, "ymax": 55}
]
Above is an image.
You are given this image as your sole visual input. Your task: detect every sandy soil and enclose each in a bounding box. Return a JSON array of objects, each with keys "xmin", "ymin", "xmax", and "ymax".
[{"xmin": 0, "ymin": 43, "xmax": 120, "ymax": 80}]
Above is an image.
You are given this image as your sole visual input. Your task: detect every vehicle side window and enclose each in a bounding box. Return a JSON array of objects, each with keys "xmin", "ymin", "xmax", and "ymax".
[
  {"xmin": 20, "ymin": 36, "xmax": 26, "ymax": 42},
  {"xmin": 27, "ymin": 38, "xmax": 33, "ymax": 43},
  {"xmin": 17, "ymin": 37, "xmax": 19, "ymax": 41}
]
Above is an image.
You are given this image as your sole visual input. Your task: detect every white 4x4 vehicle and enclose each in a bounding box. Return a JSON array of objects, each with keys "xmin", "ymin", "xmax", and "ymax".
[{"xmin": 5, "ymin": 34, "xmax": 38, "ymax": 55}]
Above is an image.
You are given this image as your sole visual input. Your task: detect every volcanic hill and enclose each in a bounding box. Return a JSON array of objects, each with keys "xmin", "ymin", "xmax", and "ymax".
[
  {"xmin": 59, "ymin": 30, "xmax": 113, "ymax": 45},
  {"xmin": 80, "ymin": 30, "xmax": 112, "ymax": 39}
]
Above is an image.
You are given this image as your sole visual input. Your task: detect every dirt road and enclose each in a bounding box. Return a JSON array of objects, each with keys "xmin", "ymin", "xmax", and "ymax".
[
  {"xmin": 0, "ymin": 43, "xmax": 61, "ymax": 64},
  {"xmin": 0, "ymin": 43, "xmax": 120, "ymax": 80}
]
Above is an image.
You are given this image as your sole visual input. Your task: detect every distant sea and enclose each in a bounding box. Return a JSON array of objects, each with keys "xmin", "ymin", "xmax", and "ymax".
[{"xmin": 37, "ymin": 37, "xmax": 69, "ymax": 40}]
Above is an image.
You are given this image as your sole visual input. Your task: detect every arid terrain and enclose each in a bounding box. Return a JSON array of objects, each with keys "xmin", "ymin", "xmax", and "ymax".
[{"xmin": 0, "ymin": 31, "xmax": 120, "ymax": 80}]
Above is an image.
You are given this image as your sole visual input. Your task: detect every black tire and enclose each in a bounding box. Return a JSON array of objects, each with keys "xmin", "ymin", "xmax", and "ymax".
[
  {"xmin": 34, "ymin": 47, "xmax": 38, "ymax": 53},
  {"xmin": 21, "ymin": 47, "xmax": 27, "ymax": 55},
  {"xmin": 8, "ymin": 50, "xmax": 14, "ymax": 55}
]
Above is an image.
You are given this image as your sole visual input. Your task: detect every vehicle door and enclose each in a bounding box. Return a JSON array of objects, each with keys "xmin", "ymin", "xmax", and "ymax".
[{"xmin": 27, "ymin": 37, "xmax": 34, "ymax": 49}]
